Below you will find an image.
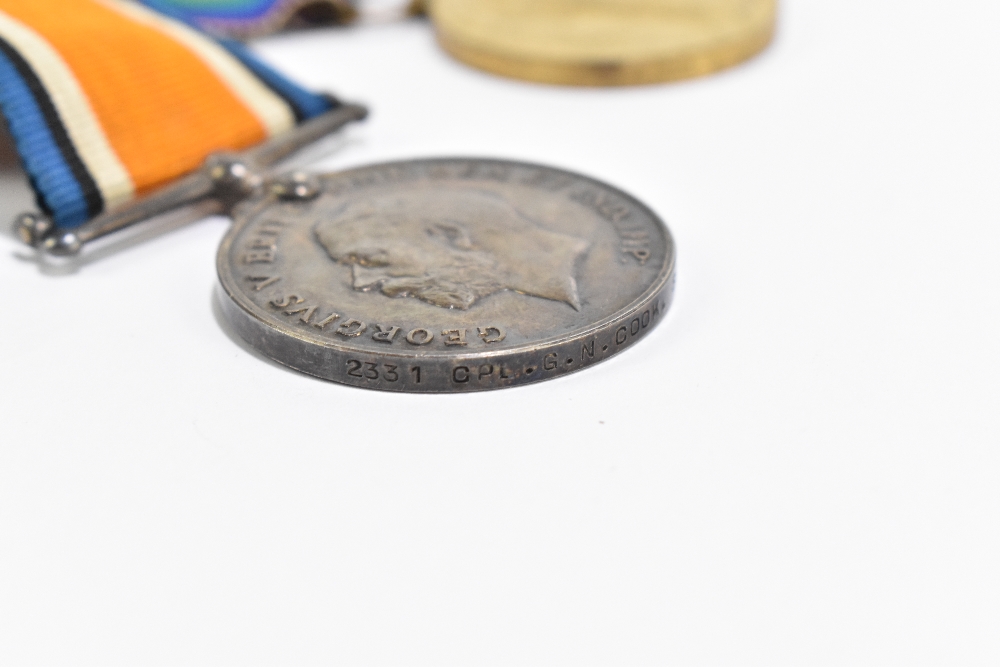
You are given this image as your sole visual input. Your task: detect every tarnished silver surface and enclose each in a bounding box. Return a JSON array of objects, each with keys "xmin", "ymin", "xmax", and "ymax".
[{"xmin": 218, "ymin": 158, "xmax": 675, "ymax": 392}]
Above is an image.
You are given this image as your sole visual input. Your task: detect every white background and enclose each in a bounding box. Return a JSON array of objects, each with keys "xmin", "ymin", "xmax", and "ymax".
[{"xmin": 2, "ymin": 1, "xmax": 998, "ymax": 664}]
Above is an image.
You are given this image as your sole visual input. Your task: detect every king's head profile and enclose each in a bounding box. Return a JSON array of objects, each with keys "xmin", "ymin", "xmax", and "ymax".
[{"xmin": 313, "ymin": 188, "xmax": 589, "ymax": 310}]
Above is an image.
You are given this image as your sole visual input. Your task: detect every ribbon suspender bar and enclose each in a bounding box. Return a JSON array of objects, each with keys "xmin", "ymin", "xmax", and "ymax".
[{"xmin": 0, "ymin": 0, "xmax": 359, "ymax": 253}]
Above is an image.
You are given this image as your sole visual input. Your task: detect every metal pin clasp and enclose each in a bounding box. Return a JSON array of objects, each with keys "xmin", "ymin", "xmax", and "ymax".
[{"xmin": 15, "ymin": 102, "xmax": 367, "ymax": 256}]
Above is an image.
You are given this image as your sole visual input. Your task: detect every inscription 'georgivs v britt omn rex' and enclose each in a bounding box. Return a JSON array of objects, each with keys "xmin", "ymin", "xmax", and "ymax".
[{"xmin": 218, "ymin": 158, "xmax": 675, "ymax": 392}]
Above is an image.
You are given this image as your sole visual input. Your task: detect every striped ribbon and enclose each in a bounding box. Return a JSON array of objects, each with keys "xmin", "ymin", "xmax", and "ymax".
[
  {"xmin": 0, "ymin": 0, "xmax": 335, "ymax": 228},
  {"xmin": 138, "ymin": 0, "xmax": 357, "ymax": 38}
]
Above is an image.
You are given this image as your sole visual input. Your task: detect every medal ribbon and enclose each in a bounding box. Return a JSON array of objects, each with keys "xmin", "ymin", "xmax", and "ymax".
[
  {"xmin": 0, "ymin": 0, "xmax": 335, "ymax": 229},
  {"xmin": 138, "ymin": 0, "xmax": 357, "ymax": 38}
]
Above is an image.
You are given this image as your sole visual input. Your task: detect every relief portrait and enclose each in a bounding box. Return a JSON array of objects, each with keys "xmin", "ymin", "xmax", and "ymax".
[{"xmin": 313, "ymin": 188, "xmax": 590, "ymax": 310}]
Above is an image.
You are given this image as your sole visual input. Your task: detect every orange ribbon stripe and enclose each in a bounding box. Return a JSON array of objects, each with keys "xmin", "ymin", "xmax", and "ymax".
[{"xmin": 0, "ymin": 0, "xmax": 269, "ymax": 195}]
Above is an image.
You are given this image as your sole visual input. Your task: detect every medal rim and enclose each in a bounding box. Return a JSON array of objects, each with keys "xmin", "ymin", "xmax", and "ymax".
[{"xmin": 431, "ymin": 0, "xmax": 777, "ymax": 87}]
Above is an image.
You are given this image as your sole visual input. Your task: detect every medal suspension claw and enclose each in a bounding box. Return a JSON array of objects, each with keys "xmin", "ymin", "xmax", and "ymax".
[
  {"xmin": 204, "ymin": 153, "xmax": 263, "ymax": 204},
  {"xmin": 10, "ymin": 103, "xmax": 367, "ymax": 257},
  {"xmin": 270, "ymin": 171, "xmax": 322, "ymax": 201}
]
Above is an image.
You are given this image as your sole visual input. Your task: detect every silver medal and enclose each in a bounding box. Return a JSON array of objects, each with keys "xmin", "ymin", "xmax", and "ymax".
[{"xmin": 219, "ymin": 158, "xmax": 674, "ymax": 392}]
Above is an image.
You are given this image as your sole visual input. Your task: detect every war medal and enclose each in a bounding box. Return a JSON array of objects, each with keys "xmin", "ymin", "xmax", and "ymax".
[
  {"xmin": 218, "ymin": 157, "xmax": 674, "ymax": 392},
  {"xmin": 4, "ymin": 0, "xmax": 674, "ymax": 392},
  {"xmin": 430, "ymin": 0, "xmax": 777, "ymax": 87}
]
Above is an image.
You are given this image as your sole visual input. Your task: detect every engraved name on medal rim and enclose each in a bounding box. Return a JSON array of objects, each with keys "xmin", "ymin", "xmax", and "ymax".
[{"xmin": 217, "ymin": 157, "xmax": 675, "ymax": 392}]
